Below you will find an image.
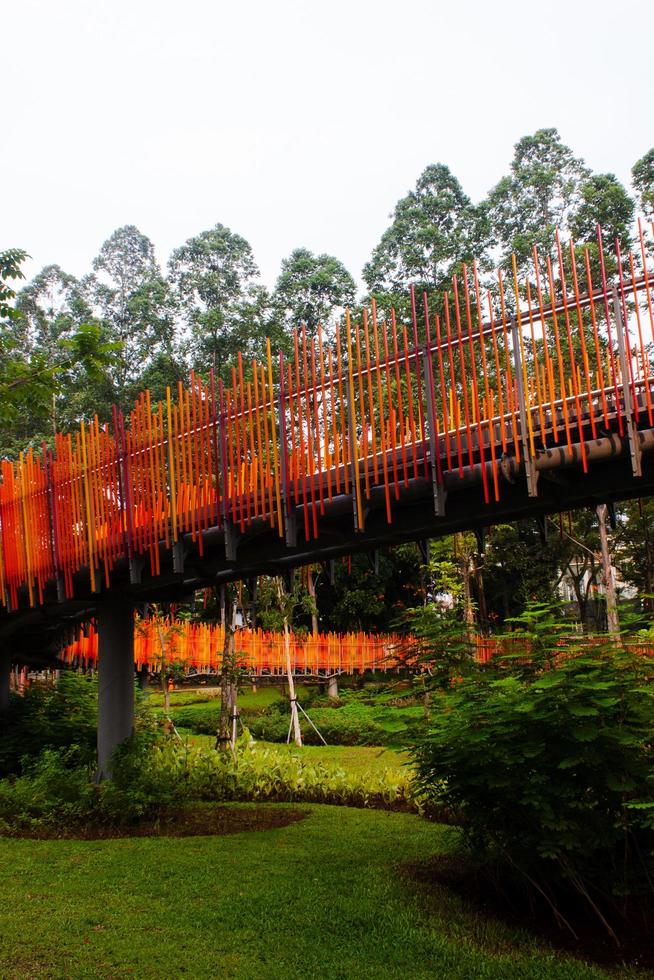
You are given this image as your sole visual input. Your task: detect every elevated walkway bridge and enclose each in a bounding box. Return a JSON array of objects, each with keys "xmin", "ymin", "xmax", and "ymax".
[{"xmin": 2, "ymin": 222, "xmax": 654, "ymax": 771}]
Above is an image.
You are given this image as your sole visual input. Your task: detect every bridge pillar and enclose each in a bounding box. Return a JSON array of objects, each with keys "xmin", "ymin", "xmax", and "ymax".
[
  {"xmin": 0, "ymin": 652, "xmax": 11, "ymax": 714},
  {"xmin": 97, "ymin": 593, "xmax": 135, "ymax": 780},
  {"xmin": 327, "ymin": 675, "xmax": 339, "ymax": 700}
]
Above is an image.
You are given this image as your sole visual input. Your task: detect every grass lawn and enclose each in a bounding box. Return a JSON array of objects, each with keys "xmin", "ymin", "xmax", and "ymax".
[
  {"xmin": 0, "ymin": 805, "xmax": 619, "ymax": 979},
  {"xmin": 149, "ymin": 684, "xmax": 308, "ymax": 712}
]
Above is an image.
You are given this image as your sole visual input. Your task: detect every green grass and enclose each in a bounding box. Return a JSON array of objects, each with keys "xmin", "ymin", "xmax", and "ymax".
[
  {"xmin": 165, "ymin": 685, "xmax": 424, "ymax": 747},
  {"xmin": 151, "ymin": 684, "xmax": 308, "ymax": 713},
  {"xmin": 0, "ymin": 804, "xmax": 618, "ymax": 979}
]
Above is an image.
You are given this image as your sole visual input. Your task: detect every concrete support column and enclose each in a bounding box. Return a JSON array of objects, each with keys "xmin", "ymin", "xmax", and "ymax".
[
  {"xmin": 97, "ymin": 593, "xmax": 135, "ymax": 779},
  {"xmin": 327, "ymin": 675, "xmax": 339, "ymax": 700},
  {"xmin": 0, "ymin": 652, "xmax": 11, "ymax": 715}
]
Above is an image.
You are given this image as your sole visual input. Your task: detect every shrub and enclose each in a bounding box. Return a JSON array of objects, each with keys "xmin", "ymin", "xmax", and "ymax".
[
  {"xmin": 413, "ymin": 642, "xmax": 654, "ymax": 935},
  {"xmin": 169, "ymin": 703, "xmax": 218, "ymax": 734},
  {"xmin": 245, "ymin": 702, "xmax": 387, "ymax": 746},
  {"xmin": 0, "ymin": 673, "xmax": 98, "ymax": 777}
]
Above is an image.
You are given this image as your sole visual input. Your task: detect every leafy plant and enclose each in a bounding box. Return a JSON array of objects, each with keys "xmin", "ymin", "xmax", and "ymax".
[
  {"xmin": 413, "ymin": 635, "xmax": 654, "ymax": 939},
  {"xmin": 0, "ymin": 733, "xmax": 417, "ymax": 834}
]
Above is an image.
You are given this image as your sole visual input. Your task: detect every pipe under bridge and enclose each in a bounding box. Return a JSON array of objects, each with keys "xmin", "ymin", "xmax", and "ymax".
[{"xmin": 2, "ymin": 222, "xmax": 654, "ymax": 772}]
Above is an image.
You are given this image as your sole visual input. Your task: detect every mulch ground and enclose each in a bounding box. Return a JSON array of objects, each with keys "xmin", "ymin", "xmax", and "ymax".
[
  {"xmin": 405, "ymin": 854, "xmax": 654, "ymax": 973},
  {"xmin": 2, "ymin": 805, "xmax": 308, "ymax": 840}
]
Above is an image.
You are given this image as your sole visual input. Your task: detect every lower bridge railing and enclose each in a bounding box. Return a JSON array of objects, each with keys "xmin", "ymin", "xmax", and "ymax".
[
  {"xmin": 61, "ymin": 618, "xmax": 411, "ymax": 676},
  {"xmin": 59, "ymin": 619, "xmax": 654, "ymax": 677}
]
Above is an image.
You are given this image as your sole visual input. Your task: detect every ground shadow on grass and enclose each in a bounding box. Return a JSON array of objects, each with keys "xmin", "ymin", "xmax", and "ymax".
[
  {"xmin": 1, "ymin": 804, "xmax": 308, "ymax": 841},
  {"xmin": 403, "ymin": 854, "xmax": 654, "ymax": 974}
]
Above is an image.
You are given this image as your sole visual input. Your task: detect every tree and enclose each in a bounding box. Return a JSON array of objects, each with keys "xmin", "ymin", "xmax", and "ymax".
[
  {"xmin": 362, "ymin": 164, "xmax": 485, "ymax": 316},
  {"xmin": 84, "ymin": 225, "xmax": 176, "ymax": 402},
  {"xmin": 14, "ymin": 265, "xmax": 98, "ymax": 433},
  {"xmin": 569, "ymin": 173, "xmax": 635, "ymax": 249},
  {"xmin": 485, "ymin": 128, "xmax": 589, "ymax": 273},
  {"xmin": 481, "ymin": 523, "xmax": 569, "ymax": 626},
  {"xmin": 271, "ymin": 248, "xmax": 356, "ymax": 338},
  {"xmin": 632, "ymin": 148, "xmax": 654, "ymax": 220},
  {"xmin": 16, "ymin": 265, "xmax": 91, "ymax": 358},
  {"xmin": 316, "ymin": 546, "xmax": 423, "ymax": 632},
  {"xmin": 615, "ymin": 498, "xmax": 654, "ymax": 612},
  {"xmin": 0, "ymin": 250, "xmax": 118, "ymax": 451},
  {"xmin": 0, "ymin": 248, "xmax": 28, "ymax": 322},
  {"xmin": 168, "ymin": 223, "xmax": 268, "ymax": 378}
]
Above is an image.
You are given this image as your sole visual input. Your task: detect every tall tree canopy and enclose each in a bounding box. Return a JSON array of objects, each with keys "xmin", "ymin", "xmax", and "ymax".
[
  {"xmin": 569, "ymin": 173, "xmax": 635, "ymax": 249},
  {"xmin": 0, "ymin": 251, "xmax": 117, "ymax": 452},
  {"xmin": 632, "ymin": 149, "xmax": 654, "ymax": 221},
  {"xmin": 485, "ymin": 128, "xmax": 589, "ymax": 272},
  {"xmin": 168, "ymin": 223, "xmax": 268, "ymax": 377},
  {"xmin": 271, "ymin": 247, "xmax": 356, "ymax": 338},
  {"xmin": 362, "ymin": 164, "xmax": 484, "ymax": 314},
  {"xmin": 84, "ymin": 225, "xmax": 175, "ymax": 402},
  {"xmin": 16, "ymin": 264, "xmax": 90, "ymax": 359}
]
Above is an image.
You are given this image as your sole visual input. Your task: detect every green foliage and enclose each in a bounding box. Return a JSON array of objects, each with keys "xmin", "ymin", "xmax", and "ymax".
[
  {"xmin": 569, "ymin": 173, "xmax": 635, "ymax": 248},
  {"xmin": 171, "ymin": 687, "xmax": 425, "ymax": 748},
  {"xmin": 84, "ymin": 225, "xmax": 177, "ymax": 403},
  {"xmin": 248, "ymin": 701, "xmax": 387, "ymax": 746},
  {"xmin": 168, "ymin": 222, "xmax": 268, "ymax": 378},
  {"xmin": 632, "ymin": 148, "xmax": 654, "ymax": 220},
  {"xmin": 481, "ymin": 524, "xmax": 569, "ymax": 625},
  {"xmin": 402, "ymin": 605, "xmax": 479, "ymax": 689},
  {"xmin": 270, "ymin": 247, "xmax": 356, "ymax": 338},
  {"xmin": 0, "ymin": 673, "xmax": 98, "ymax": 777},
  {"xmin": 172, "ymin": 698, "xmax": 389, "ymax": 746},
  {"xmin": 485, "ymin": 128, "xmax": 590, "ymax": 274},
  {"xmin": 0, "ymin": 733, "xmax": 415, "ymax": 833},
  {"xmin": 363, "ymin": 164, "xmax": 485, "ymax": 318},
  {"xmin": 316, "ymin": 546, "xmax": 423, "ymax": 632},
  {"xmin": 414, "ymin": 634, "xmax": 654, "ymax": 928},
  {"xmin": 0, "ymin": 248, "xmax": 29, "ymax": 320}
]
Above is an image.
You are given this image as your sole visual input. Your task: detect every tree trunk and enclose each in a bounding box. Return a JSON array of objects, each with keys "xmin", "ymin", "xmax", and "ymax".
[
  {"xmin": 155, "ymin": 620, "xmax": 170, "ymax": 713},
  {"xmin": 307, "ymin": 566, "xmax": 319, "ymax": 636},
  {"xmin": 277, "ymin": 578, "xmax": 302, "ymax": 747},
  {"xmin": 457, "ymin": 534, "xmax": 475, "ymax": 635},
  {"xmin": 473, "ymin": 554, "xmax": 488, "ymax": 632},
  {"xmin": 597, "ymin": 504, "xmax": 620, "ymax": 638},
  {"xmin": 217, "ymin": 598, "xmax": 237, "ymax": 751}
]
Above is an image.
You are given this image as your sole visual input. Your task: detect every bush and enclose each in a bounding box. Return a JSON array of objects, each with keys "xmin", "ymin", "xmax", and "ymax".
[
  {"xmin": 0, "ymin": 673, "xmax": 98, "ymax": 777},
  {"xmin": 246, "ymin": 702, "xmax": 387, "ymax": 746},
  {"xmin": 413, "ymin": 642, "xmax": 654, "ymax": 934},
  {"xmin": 170, "ymin": 703, "xmax": 218, "ymax": 734}
]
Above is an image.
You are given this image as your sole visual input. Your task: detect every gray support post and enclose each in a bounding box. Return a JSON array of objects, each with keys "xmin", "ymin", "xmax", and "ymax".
[
  {"xmin": 0, "ymin": 651, "xmax": 11, "ymax": 714},
  {"xmin": 422, "ymin": 344, "xmax": 446, "ymax": 516},
  {"xmin": 97, "ymin": 592, "xmax": 135, "ymax": 780},
  {"xmin": 511, "ymin": 323, "xmax": 538, "ymax": 497},
  {"xmin": 346, "ymin": 386, "xmax": 362, "ymax": 532},
  {"xmin": 327, "ymin": 674, "xmax": 339, "ymax": 700},
  {"xmin": 612, "ymin": 287, "xmax": 642, "ymax": 478}
]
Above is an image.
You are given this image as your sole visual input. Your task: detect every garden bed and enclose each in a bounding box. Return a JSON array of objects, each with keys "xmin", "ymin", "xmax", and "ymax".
[{"xmin": 0, "ymin": 803, "xmax": 307, "ymax": 840}]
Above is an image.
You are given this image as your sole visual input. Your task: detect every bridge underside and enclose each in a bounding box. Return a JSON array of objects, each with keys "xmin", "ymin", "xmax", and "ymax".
[{"xmin": 3, "ymin": 425, "xmax": 654, "ymax": 665}]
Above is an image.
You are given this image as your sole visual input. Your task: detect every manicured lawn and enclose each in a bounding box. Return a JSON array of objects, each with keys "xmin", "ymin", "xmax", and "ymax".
[
  {"xmin": 0, "ymin": 805, "xmax": 617, "ymax": 978},
  {"xmin": 149, "ymin": 683, "xmax": 307, "ymax": 712}
]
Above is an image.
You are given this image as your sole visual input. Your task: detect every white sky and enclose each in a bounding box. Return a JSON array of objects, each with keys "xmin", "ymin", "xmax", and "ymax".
[{"xmin": 3, "ymin": 0, "xmax": 653, "ymax": 293}]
